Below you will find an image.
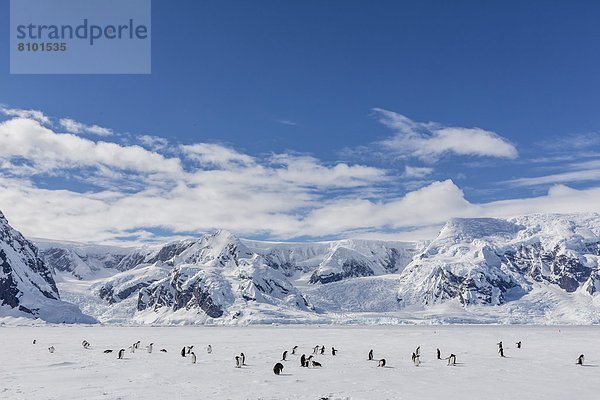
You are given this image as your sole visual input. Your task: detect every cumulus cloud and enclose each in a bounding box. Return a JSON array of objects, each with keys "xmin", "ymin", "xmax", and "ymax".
[
  {"xmin": 0, "ymin": 105, "xmax": 50, "ymax": 125},
  {"xmin": 59, "ymin": 118, "xmax": 113, "ymax": 136},
  {"xmin": 374, "ymin": 108, "xmax": 518, "ymax": 161}
]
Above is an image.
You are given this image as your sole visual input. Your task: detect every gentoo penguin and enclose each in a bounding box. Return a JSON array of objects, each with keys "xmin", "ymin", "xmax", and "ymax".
[
  {"xmin": 240, "ymin": 352, "xmax": 246, "ymax": 365},
  {"xmin": 186, "ymin": 345, "xmax": 194, "ymax": 355},
  {"xmin": 206, "ymin": 345, "xmax": 212, "ymax": 354},
  {"xmin": 103, "ymin": 349, "xmax": 113, "ymax": 353},
  {"xmin": 273, "ymin": 362, "xmax": 284, "ymax": 375},
  {"xmin": 146, "ymin": 343, "xmax": 153, "ymax": 353},
  {"xmin": 235, "ymin": 355, "xmax": 242, "ymax": 368},
  {"xmin": 413, "ymin": 354, "xmax": 421, "ymax": 366},
  {"xmin": 160, "ymin": 349, "xmax": 168, "ymax": 353},
  {"xmin": 32, "ymin": 339, "xmax": 36, "ymax": 345},
  {"xmin": 447, "ymin": 354, "xmax": 456, "ymax": 366},
  {"xmin": 576, "ymin": 354, "xmax": 585, "ymax": 365},
  {"xmin": 313, "ymin": 345, "xmax": 320, "ymax": 355},
  {"xmin": 378, "ymin": 359, "xmax": 386, "ymax": 367},
  {"xmin": 190, "ymin": 352, "xmax": 197, "ymax": 364},
  {"xmin": 368, "ymin": 349, "xmax": 374, "ymax": 361},
  {"xmin": 181, "ymin": 347, "xmax": 187, "ymax": 357},
  {"xmin": 292, "ymin": 345, "xmax": 298, "ymax": 355},
  {"xmin": 516, "ymin": 341, "xmax": 522, "ymax": 349},
  {"xmin": 300, "ymin": 354, "xmax": 307, "ymax": 367},
  {"xmin": 307, "ymin": 355, "xmax": 321, "ymax": 368},
  {"xmin": 118, "ymin": 349, "xmax": 125, "ymax": 359},
  {"xmin": 436, "ymin": 348, "xmax": 441, "ymax": 360},
  {"xmin": 320, "ymin": 345, "xmax": 325, "ymax": 355},
  {"xmin": 415, "ymin": 346, "xmax": 420, "ymax": 356},
  {"xmin": 331, "ymin": 347, "xmax": 337, "ymax": 356},
  {"xmin": 282, "ymin": 350, "xmax": 288, "ymax": 361},
  {"xmin": 48, "ymin": 346, "xmax": 55, "ymax": 353}
]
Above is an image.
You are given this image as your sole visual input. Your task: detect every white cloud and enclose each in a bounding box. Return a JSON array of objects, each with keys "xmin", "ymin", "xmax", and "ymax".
[
  {"xmin": 277, "ymin": 119, "xmax": 297, "ymax": 126},
  {"xmin": 59, "ymin": 118, "xmax": 113, "ymax": 136},
  {"xmin": 374, "ymin": 108, "xmax": 518, "ymax": 161},
  {"xmin": 181, "ymin": 143, "xmax": 256, "ymax": 168},
  {"xmin": 403, "ymin": 165, "xmax": 433, "ymax": 178},
  {"xmin": 508, "ymin": 159, "xmax": 600, "ymax": 187},
  {"xmin": 0, "ymin": 106, "xmax": 50, "ymax": 125},
  {"xmin": 138, "ymin": 134, "xmax": 170, "ymax": 151},
  {"xmin": 0, "ymin": 118, "xmax": 181, "ymax": 175}
]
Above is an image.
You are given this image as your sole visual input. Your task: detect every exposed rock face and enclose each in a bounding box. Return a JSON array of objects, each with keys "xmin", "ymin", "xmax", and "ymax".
[
  {"xmin": 398, "ymin": 215, "xmax": 600, "ymax": 307},
  {"xmin": 0, "ymin": 211, "xmax": 94, "ymax": 323}
]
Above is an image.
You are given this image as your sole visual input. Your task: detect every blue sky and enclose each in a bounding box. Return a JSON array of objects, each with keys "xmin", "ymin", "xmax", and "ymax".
[{"xmin": 1, "ymin": 1, "xmax": 600, "ymax": 244}]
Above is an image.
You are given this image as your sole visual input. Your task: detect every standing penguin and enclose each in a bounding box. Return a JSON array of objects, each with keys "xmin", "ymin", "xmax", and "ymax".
[
  {"xmin": 48, "ymin": 346, "xmax": 55, "ymax": 353},
  {"xmin": 415, "ymin": 346, "xmax": 420, "ymax": 356},
  {"xmin": 206, "ymin": 345, "xmax": 212, "ymax": 354},
  {"xmin": 191, "ymin": 352, "xmax": 197, "ymax": 364},
  {"xmin": 436, "ymin": 348, "xmax": 441, "ymax": 360},
  {"xmin": 300, "ymin": 354, "xmax": 307, "ymax": 367},
  {"xmin": 368, "ymin": 349, "xmax": 374, "ymax": 361},
  {"xmin": 331, "ymin": 347, "xmax": 337, "ymax": 356},
  {"xmin": 118, "ymin": 349, "xmax": 125, "ymax": 359},
  {"xmin": 32, "ymin": 339, "xmax": 36, "ymax": 345},
  {"xmin": 240, "ymin": 352, "xmax": 246, "ymax": 365},
  {"xmin": 235, "ymin": 355, "xmax": 242, "ymax": 368},
  {"xmin": 146, "ymin": 343, "xmax": 153, "ymax": 353},
  {"xmin": 378, "ymin": 359, "xmax": 386, "ymax": 367},
  {"xmin": 133, "ymin": 341, "xmax": 141, "ymax": 350},
  {"xmin": 576, "ymin": 354, "xmax": 585, "ymax": 365},
  {"xmin": 516, "ymin": 341, "xmax": 522, "ymax": 349},
  {"xmin": 447, "ymin": 354, "xmax": 456, "ymax": 366},
  {"xmin": 273, "ymin": 362, "xmax": 284, "ymax": 375},
  {"xmin": 411, "ymin": 352, "xmax": 417, "ymax": 363},
  {"xmin": 181, "ymin": 347, "xmax": 187, "ymax": 357},
  {"xmin": 291, "ymin": 345, "xmax": 298, "ymax": 355},
  {"xmin": 282, "ymin": 350, "xmax": 288, "ymax": 361},
  {"xmin": 320, "ymin": 345, "xmax": 325, "ymax": 355},
  {"xmin": 313, "ymin": 345, "xmax": 320, "ymax": 355}
]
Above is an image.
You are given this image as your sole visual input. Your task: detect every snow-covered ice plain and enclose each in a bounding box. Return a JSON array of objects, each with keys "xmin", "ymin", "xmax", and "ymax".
[{"xmin": 1, "ymin": 325, "xmax": 599, "ymax": 400}]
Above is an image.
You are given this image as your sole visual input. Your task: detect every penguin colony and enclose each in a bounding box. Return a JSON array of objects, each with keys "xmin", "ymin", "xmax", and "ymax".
[{"xmin": 36, "ymin": 335, "xmax": 591, "ymax": 376}]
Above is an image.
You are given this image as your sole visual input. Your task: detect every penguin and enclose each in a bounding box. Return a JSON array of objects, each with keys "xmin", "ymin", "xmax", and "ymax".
[
  {"xmin": 206, "ymin": 345, "xmax": 212, "ymax": 354},
  {"xmin": 32, "ymin": 339, "xmax": 36, "ymax": 345},
  {"xmin": 411, "ymin": 352, "xmax": 416, "ymax": 363},
  {"xmin": 291, "ymin": 345, "xmax": 298, "ymax": 355},
  {"xmin": 146, "ymin": 343, "xmax": 153, "ymax": 353},
  {"xmin": 186, "ymin": 345, "xmax": 194, "ymax": 355},
  {"xmin": 499, "ymin": 347, "xmax": 505, "ymax": 358},
  {"xmin": 82, "ymin": 340, "xmax": 90, "ymax": 349},
  {"xmin": 436, "ymin": 348, "xmax": 441, "ymax": 360},
  {"xmin": 160, "ymin": 349, "xmax": 168, "ymax": 353},
  {"xmin": 235, "ymin": 355, "xmax": 242, "ymax": 368},
  {"xmin": 413, "ymin": 355, "xmax": 421, "ymax": 366},
  {"xmin": 118, "ymin": 349, "xmax": 125, "ymax": 359},
  {"xmin": 134, "ymin": 340, "xmax": 141, "ymax": 350},
  {"xmin": 240, "ymin": 352, "xmax": 246, "ymax": 366},
  {"xmin": 378, "ymin": 359, "xmax": 386, "ymax": 367},
  {"xmin": 307, "ymin": 355, "xmax": 321, "ymax": 368},
  {"xmin": 181, "ymin": 347, "xmax": 187, "ymax": 357},
  {"xmin": 300, "ymin": 354, "xmax": 307, "ymax": 367},
  {"xmin": 282, "ymin": 350, "xmax": 288, "ymax": 361},
  {"xmin": 415, "ymin": 346, "xmax": 420, "ymax": 356},
  {"xmin": 313, "ymin": 345, "xmax": 320, "ymax": 355},
  {"xmin": 447, "ymin": 354, "xmax": 456, "ymax": 366},
  {"xmin": 273, "ymin": 362, "xmax": 284, "ymax": 375},
  {"xmin": 129, "ymin": 345, "xmax": 135, "ymax": 353},
  {"xmin": 320, "ymin": 345, "xmax": 325, "ymax": 355},
  {"xmin": 191, "ymin": 352, "xmax": 197, "ymax": 364},
  {"xmin": 497, "ymin": 341, "xmax": 503, "ymax": 350},
  {"xmin": 576, "ymin": 354, "xmax": 585, "ymax": 365},
  {"xmin": 368, "ymin": 349, "xmax": 374, "ymax": 361},
  {"xmin": 103, "ymin": 349, "xmax": 113, "ymax": 353},
  {"xmin": 516, "ymin": 341, "xmax": 522, "ymax": 349},
  {"xmin": 331, "ymin": 347, "xmax": 337, "ymax": 356},
  {"xmin": 48, "ymin": 346, "xmax": 55, "ymax": 353}
]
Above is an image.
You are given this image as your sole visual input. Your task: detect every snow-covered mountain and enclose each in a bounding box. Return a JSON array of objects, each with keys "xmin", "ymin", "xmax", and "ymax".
[
  {"xmin": 28, "ymin": 212, "xmax": 600, "ymax": 325},
  {"xmin": 0, "ymin": 211, "xmax": 95, "ymax": 323}
]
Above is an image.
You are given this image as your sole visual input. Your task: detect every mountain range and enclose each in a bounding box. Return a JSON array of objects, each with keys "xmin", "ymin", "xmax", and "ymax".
[{"xmin": 2, "ymin": 208, "xmax": 600, "ymax": 325}]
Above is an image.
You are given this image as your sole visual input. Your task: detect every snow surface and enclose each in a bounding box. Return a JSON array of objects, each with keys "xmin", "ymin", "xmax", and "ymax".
[{"xmin": 1, "ymin": 325, "xmax": 599, "ymax": 399}]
